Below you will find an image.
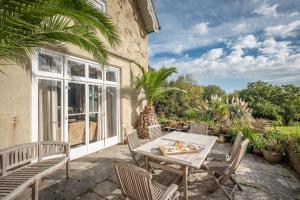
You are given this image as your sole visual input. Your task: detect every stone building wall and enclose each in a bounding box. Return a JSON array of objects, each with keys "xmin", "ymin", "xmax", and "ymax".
[{"xmin": 0, "ymin": 0, "xmax": 148, "ymax": 148}]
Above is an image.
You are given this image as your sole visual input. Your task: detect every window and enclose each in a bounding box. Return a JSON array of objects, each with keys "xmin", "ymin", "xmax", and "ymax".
[
  {"xmin": 89, "ymin": 65, "xmax": 102, "ymax": 80},
  {"xmin": 106, "ymin": 69, "xmax": 117, "ymax": 82},
  {"xmin": 89, "ymin": 0, "xmax": 106, "ymax": 13},
  {"xmin": 67, "ymin": 60, "xmax": 85, "ymax": 77},
  {"xmin": 38, "ymin": 53, "xmax": 63, "ymax": 74}
]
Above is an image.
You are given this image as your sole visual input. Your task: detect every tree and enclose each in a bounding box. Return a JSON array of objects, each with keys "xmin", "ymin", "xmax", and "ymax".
[
  {"xmin": 133, "ymin": 65, "xmax": 181, "ymax": 138},
  {"xmin": 0, "ymin": 0, "xmax": 120, "ymax": 64},
  {"xmin": 203, "ymin": 85, "xmax": 226, "ymax": 101}
]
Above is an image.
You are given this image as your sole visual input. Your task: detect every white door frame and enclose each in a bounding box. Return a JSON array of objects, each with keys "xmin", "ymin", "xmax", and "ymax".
[{"xmin": 32, "ymin": 49, "xmax": 121, "ymax": 160}]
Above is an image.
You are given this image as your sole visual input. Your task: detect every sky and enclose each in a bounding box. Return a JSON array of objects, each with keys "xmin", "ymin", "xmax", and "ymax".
[{"xmin": 149, "ymin": 0, "xmax": 300, "ymax": 92}]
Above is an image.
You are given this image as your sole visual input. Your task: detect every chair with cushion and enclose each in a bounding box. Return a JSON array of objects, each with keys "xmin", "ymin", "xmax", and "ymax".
[
  {"xmin": 189, "ymin": 123, "xmax": 208, "ymax": 135},
  {"xmin": 148, "ymin": 124, "xmax": 163, "ymax": 140},
  {"xmin": 114, "ymin": 161, "xmax": 180, "ymax": 200}
]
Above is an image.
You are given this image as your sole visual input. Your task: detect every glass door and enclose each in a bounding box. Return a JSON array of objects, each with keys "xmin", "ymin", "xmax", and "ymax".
[
  {"xmin": 105, "ymin": 86, "xmax": 119, "ymax": 146},
  {"xmin": 88, "ymin": 84, "xmax": 105, "ymax": 152},
  {"xmin": 67, "ymin": 82, "xmax": 87, "ymax": 158},
  {"xmin": 38, "ymin": 79, "xmax": 63, "ymax": 142}
]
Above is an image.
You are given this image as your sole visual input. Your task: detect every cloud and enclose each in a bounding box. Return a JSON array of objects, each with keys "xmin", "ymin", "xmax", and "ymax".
[
  {"xmin": 232, "ymin": 23, "xmax": 248, "ymax": 33},
  {"xmin": 193, "ymin": 22, "xmax": 209, "ymax": 35},
  {"xmin": 152, "ymin": 36, "xmax": 300, "ymax": 90},
  {"xmin": 265, "ymin": 20, "xmax": 300, "ymax": 38},
  {"xmin": 254, "ymin": 4, "xmax": 279, "ymax": 17},
  {"xmin": 203, "ymin": 48, "xmax": 223, "ymax": 60},
  {"xmin": 173, "ymin": 44, "xmax": 184, "ymax": 54},
  {"xmin": 233, "ymin": 35, "xmax": 258, "ymax": 50}
]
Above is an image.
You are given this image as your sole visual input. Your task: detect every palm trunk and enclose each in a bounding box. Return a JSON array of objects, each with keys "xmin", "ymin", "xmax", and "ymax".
[{"xmin": 136, "ymin": 105, "xmax": 158, "ymax": 138}]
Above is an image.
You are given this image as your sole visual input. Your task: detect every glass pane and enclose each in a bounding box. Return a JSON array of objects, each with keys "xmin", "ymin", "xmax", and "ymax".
[
  {"xmin": 89, "ymin": 65, "xmax": 102, "ymax": 80},
  {"xmin": 68, "ymin": 115, "xmax": 86, "ymax": 147},
  {"xmin": 38, "ymin": 80, "xmax": 62, "ymax": 142},
  {"xmin": 68, "ymin": 83, "xmax": 85, "ymax": 114},
  {"xmin": 89, "ymin": 113, "xmax": 102, "ymax": 143},
  {"xmin": 38, "ymin": 53, "xmax": 62, "ymax": 73},
  {"xmin": 106, "ymin": 69, "xmax": 116, "ymax": 82},
  {"xmin": 67, "ymin": 60, "xmax": 85, "ymax": 77},
  {"xmin": 89, "ymin": 85, "xmax": 102, "ymax": 113},
  {"xmin": 106, "ymin": 87, "xmax": 117, "ymax": 138}
]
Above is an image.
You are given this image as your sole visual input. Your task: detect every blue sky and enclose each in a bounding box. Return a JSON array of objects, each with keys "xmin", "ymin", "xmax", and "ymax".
[{"xmin": 149, "ymin": 0, "xmax": 300, "ymax": 92}]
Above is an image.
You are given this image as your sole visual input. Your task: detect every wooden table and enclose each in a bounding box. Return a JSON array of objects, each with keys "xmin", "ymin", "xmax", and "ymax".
[{"xmin": 133, "ymin": 131, "xmax": 217, "ymax": 200}]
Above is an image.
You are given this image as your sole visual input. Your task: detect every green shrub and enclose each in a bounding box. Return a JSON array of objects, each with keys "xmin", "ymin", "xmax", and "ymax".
[
  {"xmin": 264, "ymin": 130, "xmax": 285, "ymax": 153},
  {"xmin": 252, "ymin": 134, "xmax": 267, "ymax": 150},
  {"xmin": 183, "ymin": 108, "xmax": 199, "ymax": 121},
  {"xmin": 287, "ymin": 133, "xmax": 300, "ymax": 153}
]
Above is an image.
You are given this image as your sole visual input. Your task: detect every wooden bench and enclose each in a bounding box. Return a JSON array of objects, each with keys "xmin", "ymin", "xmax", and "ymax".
[{"xmin": 0, "ymin": 141, "xmax": 70, "ymax": 200}]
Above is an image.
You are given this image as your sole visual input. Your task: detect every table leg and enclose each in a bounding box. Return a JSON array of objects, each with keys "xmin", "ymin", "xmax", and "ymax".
[
  {"xmin": 144, "ymin": 156, "xmax": 149, "ymax": 171},
  {"xmin": 183, "ymin": 166, "xmax": 189, "ymax": 200}
]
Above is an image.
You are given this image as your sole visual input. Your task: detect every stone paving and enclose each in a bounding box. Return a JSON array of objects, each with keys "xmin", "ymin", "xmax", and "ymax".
[{"xmin": 16, "ymin": 142, "xmax": 300, "ymax": 200}]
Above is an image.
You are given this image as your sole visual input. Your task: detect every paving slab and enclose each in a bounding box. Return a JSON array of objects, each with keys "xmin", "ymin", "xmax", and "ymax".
[{"xmin": 15, "ymin": 141, "xmax": 300, "ymax": 200}]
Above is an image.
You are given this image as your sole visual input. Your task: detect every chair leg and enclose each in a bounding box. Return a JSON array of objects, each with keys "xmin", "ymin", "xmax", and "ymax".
[
  {"xmin": 32, "ymin": 179, "xmax": 40, "ymax": 200},
  {"xmin": 230, "ymin": 176, "xmax": 243, "ymax": 191},
  {"xmin": 66, "ymin": 161, "xmax": 70, "ymax": 179}
]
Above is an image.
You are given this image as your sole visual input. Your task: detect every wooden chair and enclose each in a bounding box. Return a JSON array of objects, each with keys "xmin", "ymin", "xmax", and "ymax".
[
  {"xmin": 205, "ymin": 139, "xmax": 249, "ymax": 200},
  {"xmin": 189, "ymin": 123, "xmax": 208, "ymax": 135},
  {"xmin": 114, "ymin": 161, "xmax": 180, "ymax": 200},
  {"xmin": 148, "ymin": 125, "xmax": 163, "ymax": 140},
  {"xmin": 209, "ymin": 131, "xmax": 243, "ymax": 163},
  {"xmin": 126, "ymin": 129, "xmax": 144, "ymax": 167}
]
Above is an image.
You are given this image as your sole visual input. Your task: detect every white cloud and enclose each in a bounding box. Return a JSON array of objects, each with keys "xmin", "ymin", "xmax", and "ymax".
[
  {"xmin": 233, "ymin": 35, "xmax": 258, "ymax": 50},
  {"xmin": 265, "ymin": 20, "xmax": 300, "ymax": 38},
  {"xmin": 232, "ymin": 23, "xmax": 248, "ymax": 33},
  {"xmin": 152, "ymin": 37, "xmax": 300, "ymax": 87},
  {"xmin": 254, "ymin": 4, "xmax": 278, "ymax": 17},
  {"xmin": 173, "ymin": 44, "xmax": 184, "ymax": 54},
  {"xmin": 203, "ymin": 48, "xmax": 223, "ymax": 60},
  {"xmin": 193, "ymin": 22, "xmax": 209, "ymax": 36}
]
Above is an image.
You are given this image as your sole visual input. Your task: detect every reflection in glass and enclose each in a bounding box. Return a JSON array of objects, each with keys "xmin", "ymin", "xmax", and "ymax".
[
  {"xmin": 89, "ymin": 65, "xmax": 102, "ymax": 80},
  {"xmin": 106, "ymin": 70, "xmax": 116, "ymax": 82},
  {"xmin": 68, "ymin": 115, "xmax": 86, "ymax": 147},
  {"xmin": 89, "ymin": 113, "xmax": 102, "ymax": 143},
  {"xmin": 67, "ymin": 60, "xmax": 85, "ymax": 77},
  {"xmin": 106, "ymin": 87, "xmax": 117, "ymax": 137},
  {"xmin": 38, "ymin": 80, "xmax": 62, "ymax": 141},
  {"xmin": 68, "ymin": 83, "xmax": 85, "ymax": 114},
  {"xmin": 89, "ymin": 85, "xmax": 102, "ymax": 113},
  {"xmin": 38, "ymin": 53, "xmax": 62, "ymax": 73}
]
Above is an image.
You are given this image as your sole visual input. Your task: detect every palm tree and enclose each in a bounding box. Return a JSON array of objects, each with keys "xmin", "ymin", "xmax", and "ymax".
[
  {"xmin": 133, "ymin": 65, "xmax": 181, "ymax": 138},
  {"xmin": 0, "ymin": 0, "xmax": 120, "ymax": 64}
]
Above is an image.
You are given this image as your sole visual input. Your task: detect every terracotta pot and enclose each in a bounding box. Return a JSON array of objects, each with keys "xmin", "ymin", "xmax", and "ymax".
[
  {"xmin": 253, "ymin": 149, "xmax": 263, "ymax": 157},
  {"xmin": 287, "ymin": 149, "xmax": 300, "ymax": 175},
  {"xmin": 263, "ymin": 149, "xmax": 283, "ymax": 163}
]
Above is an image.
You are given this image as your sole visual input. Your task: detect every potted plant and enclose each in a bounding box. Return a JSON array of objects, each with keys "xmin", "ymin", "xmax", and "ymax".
[
  {"xmin": 287, "ymin": 134, "xmax": 300, "ymax": 174},
  {"xmin": 263, "ymin": 131, "xmax": 285, "ymax": 163},
  {"xmin": 252, "ymin": 134, "xmax": 266, "ymax": 157}
]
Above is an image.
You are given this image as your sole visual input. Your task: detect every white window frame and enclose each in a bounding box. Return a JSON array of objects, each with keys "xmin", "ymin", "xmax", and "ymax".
[
  {"xmin": 89, "ymin": 0, "xmax": 107, "ymax": 13},
  {"xmin": 32, "ymin": 49, "xmax": 120, "ymax": 159}
]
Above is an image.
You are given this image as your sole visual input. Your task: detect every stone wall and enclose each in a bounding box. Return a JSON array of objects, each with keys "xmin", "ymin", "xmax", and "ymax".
[{"xmin": 0, "ymin": 0, "xmax": 148, "ymax": 148}]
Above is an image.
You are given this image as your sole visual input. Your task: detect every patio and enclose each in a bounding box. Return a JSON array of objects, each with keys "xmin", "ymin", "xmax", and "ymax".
[{"xmin": 15, "ymin": 141, "xmax": 300, "ymax": 200}]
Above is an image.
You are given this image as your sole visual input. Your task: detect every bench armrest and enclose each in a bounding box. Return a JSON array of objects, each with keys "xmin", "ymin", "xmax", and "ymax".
[{"xmin": 159, "ymin": 184, "xmax": 179, "ymax": 200}]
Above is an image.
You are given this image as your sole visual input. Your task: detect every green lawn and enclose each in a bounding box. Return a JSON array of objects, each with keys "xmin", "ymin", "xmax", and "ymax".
[{"xmin": 275, "ymin": 126, "xmax": 300, "ymax": 135}]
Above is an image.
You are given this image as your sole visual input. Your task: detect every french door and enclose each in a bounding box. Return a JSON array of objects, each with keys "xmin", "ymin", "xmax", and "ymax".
[{"xmin": 33, "ymin": 50, "xmax": 120, "ymax": 160}]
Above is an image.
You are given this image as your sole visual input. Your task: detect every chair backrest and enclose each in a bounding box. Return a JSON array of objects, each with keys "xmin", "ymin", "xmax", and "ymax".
[
  {"xmin": 0, "ymin": 141, "xmax": 69, "ymax": 176},
  {"xmin": 126, "ymin": 130, "xmax": 141, "ymax": 165},
  {"xmin": 189, "ymin": 123, "xmax": 208, "ymax": 135},
  {"xmin": 114, "ymin": 161, "xmax": 155, "ymax": 200},
  {"xmin": 148, "ymin": 125, "xmax": 162, "ymax": 140},
  {"xmin": 229, "ymin": 139, "xmax": 249, "ymax": 175},
  {"xmin": 228, "ymin": 131, "xmax": 243, "ymax": 163},
  {"xmin": 220, "ymin": 139, "xmax": 249, "ymax": 184}
]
